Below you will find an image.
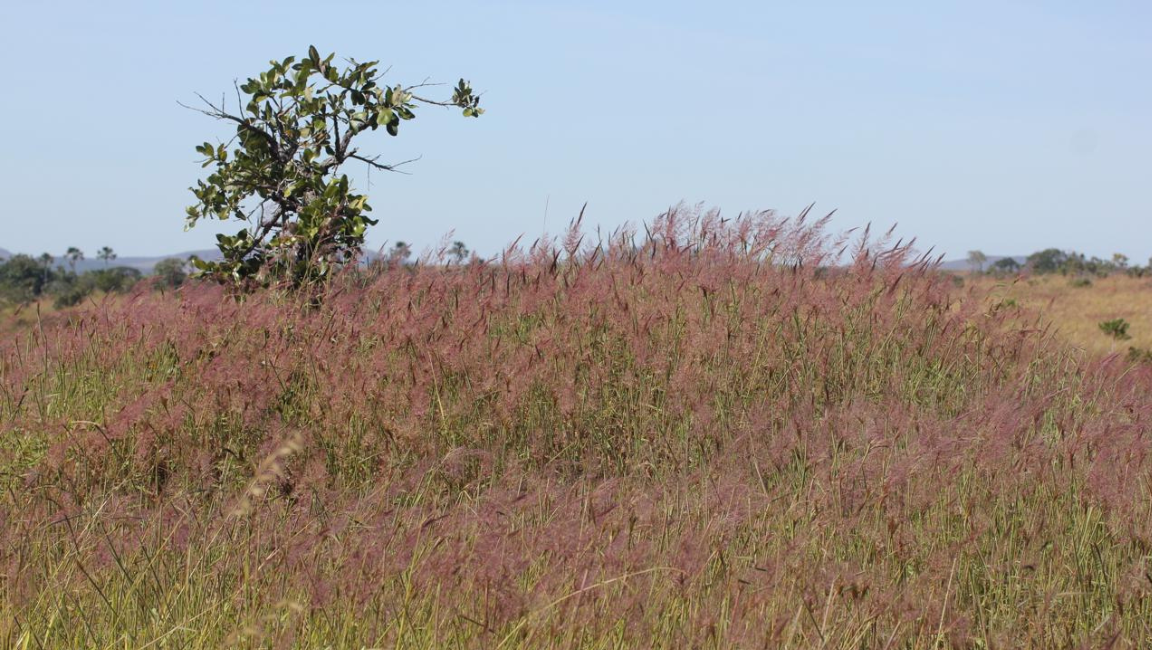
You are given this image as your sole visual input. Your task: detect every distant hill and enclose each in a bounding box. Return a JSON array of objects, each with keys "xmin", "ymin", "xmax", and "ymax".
[
  {"xmin": 69, "ymin": 249, "xmax": 223, "ymax": 274},
  {"xmin": 0, "ymin": 247, "xmax": 394, "ymax": 273},
  {"xmin": 938, "ymin": 255, "xmax": 1026, "ymax": 272},
  {"xmin": 4, "ymin": 246, "xmax": 1036, "ymax": 271}
]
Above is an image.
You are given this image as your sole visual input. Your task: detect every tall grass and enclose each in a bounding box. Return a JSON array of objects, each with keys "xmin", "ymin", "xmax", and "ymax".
[{"xmin": 3, "ymin": 206, "xmax": 1152, "ymax": 647}]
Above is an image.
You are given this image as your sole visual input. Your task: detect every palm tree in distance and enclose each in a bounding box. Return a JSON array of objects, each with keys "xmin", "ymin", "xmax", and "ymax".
[
  {"xmin": 97, "ymin": 246, "xmax": 116, "ymax": 268},
  {"xmin": 38, "ymin": 252, "xmax": 53, "ymax": 285},
  {"xmin": 66, "ymin": 247, "xmax": 84, "ymax": 272},
  {"xmin": 449, "ymin": 241, "xmax": 469, "ymax": 264},
  {"xmin": 388, "ymin": 241, "xmax": 412, "ymax": 265}
]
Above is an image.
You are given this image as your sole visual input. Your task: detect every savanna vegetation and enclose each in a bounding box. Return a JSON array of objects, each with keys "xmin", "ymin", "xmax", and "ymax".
[
  {"xmin": 3, "ymin": 207, "xmax": 1152, "ymax": 648},
  {"xmin": 966, "ymin": 249, "xmax": 1151, "ymax": 280},
  {"xmin": 965, "ymin": 258, "xmax": 1152, "ymax": 359},
  {"xmin": 0, "ymin": 249, "xmax": 187, "ymax": 317},
  {"xmin": 4, "ymin": 45, "xmax": 1151, "ymax": 650}
]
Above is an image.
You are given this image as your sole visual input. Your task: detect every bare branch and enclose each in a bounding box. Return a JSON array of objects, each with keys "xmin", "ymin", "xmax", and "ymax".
[
  {"xmin": 408, "ymin": 94, "xmax": 462, "ymax": 108},
  {"xmin": 233, "ymin": 79, "xmax": 244, "ymax": 114},
  {"xmin": 348, "ymin": 153, "xmax": 421, "ymax": 174}
]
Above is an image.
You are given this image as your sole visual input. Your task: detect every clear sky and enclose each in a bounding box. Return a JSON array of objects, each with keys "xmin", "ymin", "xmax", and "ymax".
[{"xmin": 1, "ymin": 0, "xmax": 1149, "ymax": 261}]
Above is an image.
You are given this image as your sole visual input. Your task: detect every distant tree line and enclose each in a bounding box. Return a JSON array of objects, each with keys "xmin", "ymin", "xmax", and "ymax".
[
  {"xmin": 0, "ymin": 239, "xmax": 472, "ymax": 309},
  {"xmin": 967, "ymin": 249, "xmax": 1152, "ymax": 278},
  {"xmin": 0, "ymin": 248, "xmax": 189, "ymax": 308}
]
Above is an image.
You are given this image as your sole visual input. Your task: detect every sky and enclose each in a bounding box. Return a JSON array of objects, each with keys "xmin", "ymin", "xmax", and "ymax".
[{"xmin": 1, "ymin": 0, "xmax": 1149, "ymax": 262}]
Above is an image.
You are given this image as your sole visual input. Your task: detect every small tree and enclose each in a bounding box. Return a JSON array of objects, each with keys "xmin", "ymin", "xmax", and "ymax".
[
  {"xmin": 183, "ymin": 46, "xmax": 483, "ymax": 288},
  {"xmin": 1026, "ymin": 248, "xmax": 1069, "ymax": 274},
  {"xmin": 153, "ymin": 258, "xmax": 188, "ymax": 289},
  {"xmin": 66, "ymin": 247, "xmax": 84, "ymax": 272},
  {"xmin": 38, "ymin": 253, "xmax": 54, "ymax": 284},
  {"xmin": 387, "ymin": 241, "xmax": 412, "ymax": 266},
  {"xmin": 97, "ymin": 246, "xmax": 117, "ymax": 268},
  {"xmin": 991, "ymin": 257, "xmax": 1020, "ymax": 275},
  {"xmin": 0, "ymin": 254, "xmax": 50, "ymax": 303},
  {"xmin": 449, "ymin": 240, "xmax": 469, "ymax": 264},
  {"xmin": 966, "ymin": 250, "xmax": 987, "ymax": 273},
  {"xmin": 93, "ymin": 267, "xmax": 142, "ymax": 293},
  {"xmin": 1100, "ymin": 318, "xmax": 1131, "ymax": 341}
]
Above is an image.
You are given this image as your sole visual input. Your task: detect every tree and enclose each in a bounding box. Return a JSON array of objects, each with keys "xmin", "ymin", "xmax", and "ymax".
[
  {"xmin": 991, "ymin": 257, "xmax": 1020, "ymax": 275},
  {"xmin": 183, "ymin": 46, "xmax": 483, "ymax": 288},
  {"xmin": 53, "ymin": 281, "xmax": 93, "ymax": 308},
  {"xmin": 449, "ymin": 240, "xmax": 469, "ymax": 264},
  {"xmin": 153, "ymin": 258, "xmax": 188, "ymax": 289},
  {"xmin": 0, "ymin": 254, "xmax": 50, "ymax": 303},
  {"xmin": 966, "ymin": 250, "xmax": 987, "ymax": 273},
  {"xmin": 92, "ymin": 267, "xmax": 142, "ymax": 293},
  {"xmin": 66, "ymin": 247, "xmax": 84, "ymax": 272},
  {"xmin": 97, "ymin": 246, "xmax": 117, "ymax": 268},
  {"xmin": 387, "ymin": 241, "xmax": 412, "ymax": 265},
  {"xmin": 38, "ymin": 253, "xmax": 54, "ymax": 285},
  {"xmin": 1026, "ymin": 248, "xmax": 1068, "ymax": 274}
]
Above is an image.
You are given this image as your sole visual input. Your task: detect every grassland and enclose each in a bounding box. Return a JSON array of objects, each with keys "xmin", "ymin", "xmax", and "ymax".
[
  {"xmin": 968, "ymin": 273, "xmax": 1152, "ymax": 357},
  {"xmin": 2, "ymin": 211, "xmax": 1152, "ymax": 648}
]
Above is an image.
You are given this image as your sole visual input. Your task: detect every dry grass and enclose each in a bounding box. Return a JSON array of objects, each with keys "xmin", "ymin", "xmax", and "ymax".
[
  {"xmin": 967, "ymin": 273, "xmax": 1152, "ymax": 356},
  {"xmin": 0, "ymin": 291, "xmax": 125, "ymax": 338}
]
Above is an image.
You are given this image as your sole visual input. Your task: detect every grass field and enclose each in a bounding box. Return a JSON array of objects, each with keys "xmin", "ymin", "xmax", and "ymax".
[
  {"xmin": 3, "ymin": 211, "xmax": 1152, "ymax": 648},
  {"xmin": 967, "ymin": 273, "xmax": 1152, "ymax": 358},
  {"xmin": 0, "ymin": 291, "xmax": 125, "ymax": 339}
]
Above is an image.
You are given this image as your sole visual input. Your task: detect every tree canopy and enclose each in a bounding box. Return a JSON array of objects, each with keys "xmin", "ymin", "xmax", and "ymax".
[{"xmin": 184, "ymin": 46, "xmax": 483, "ymax": 288}]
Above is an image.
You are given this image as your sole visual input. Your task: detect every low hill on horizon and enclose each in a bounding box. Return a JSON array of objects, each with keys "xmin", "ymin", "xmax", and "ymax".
[
  {"xmin": 0, "ymin": 247, "xmax": 410, "ymax": 273},
  {"xmin": 938, "ymin": 255, "xmax": 1027, "ymax": 272},
  {"xmin": 0, "ymin": 248, "xmax": 221, "ymax": 273},
  {"xmin": 72, "ymin": 249, "xmax": 224, "ymax": 274},
  {"xmin": 0, "ymin": 247, "xmax": 1032, "ymax": 274}
]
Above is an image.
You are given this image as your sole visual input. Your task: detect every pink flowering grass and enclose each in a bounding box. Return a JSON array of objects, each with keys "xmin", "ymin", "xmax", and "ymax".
[{"xmin": 3, "ymin": 206, "xmax": 1152, "ymax": 647}]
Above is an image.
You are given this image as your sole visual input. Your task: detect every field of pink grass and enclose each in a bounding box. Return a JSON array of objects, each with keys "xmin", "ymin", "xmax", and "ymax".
[{"xmin": 3, "ymin": 207, "xmax": 1152, "ymax": 648}]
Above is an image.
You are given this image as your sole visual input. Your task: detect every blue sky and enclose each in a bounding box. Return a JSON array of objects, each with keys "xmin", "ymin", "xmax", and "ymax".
[{"xmin": 1, "ymin": 0, "xmax": 1149, "ymax": 261}]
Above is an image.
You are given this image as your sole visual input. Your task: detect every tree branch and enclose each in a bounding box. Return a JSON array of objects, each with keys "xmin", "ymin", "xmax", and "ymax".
[{"xmin": 179, "ymin": 94, "xmax": 284, "ymax": 162}]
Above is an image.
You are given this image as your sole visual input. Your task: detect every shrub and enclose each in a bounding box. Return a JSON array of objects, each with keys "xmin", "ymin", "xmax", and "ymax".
[
  {"xmin": 51, "ymin": 281, "xmax": 93, "ymax": 308},
  {"xmin": 0, "ymin": 254, "xmax": 54, "ymax": 303},
  {"xmin": 89, "ymin": 266, "xmax": 142, "ymax": 293},
  {"xmin": 1099, "ymin": 317, "xmax": 1131, "ymax": 340},
  {"xmin": 1127, "ymin": 346, "xmax": 1152, "ymax": 364}
]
